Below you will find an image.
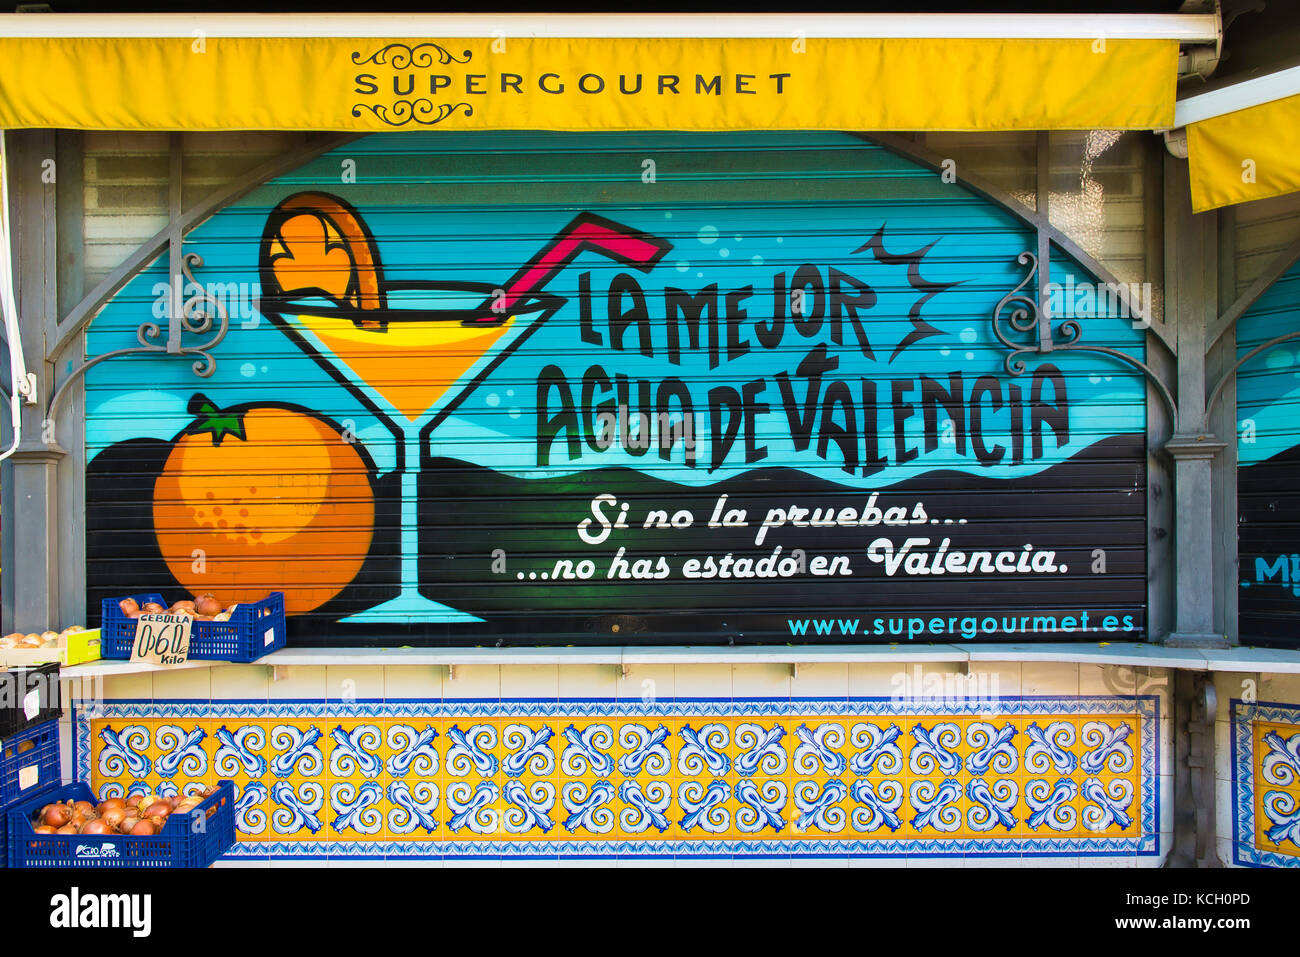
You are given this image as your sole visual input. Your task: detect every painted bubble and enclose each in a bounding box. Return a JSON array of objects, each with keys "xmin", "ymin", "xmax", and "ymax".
[
  {"xmin": 1265, "ymin": 350, "xmax": 1294, "ymax": 370},
  {"xmin": 698, "ymin": 225, "xmax": 719, "ymax": 245}
]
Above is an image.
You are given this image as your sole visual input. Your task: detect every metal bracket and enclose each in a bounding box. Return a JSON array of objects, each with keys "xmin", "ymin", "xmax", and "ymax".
[
  {"xmin": 448, "ymin": 664, "xmax": 458, "ymax": 682},
  {"xmin": 45, "ymin": 252, "xmax": 229, "ymax": 420},
  {"xmin": 268, "ymin": 665, "xmax": 287, "ymax": 682},
  {"xmin": 1205, "ymin": 327, "xmax": 1300, "ymax": 420},
  {"xmin": 992, "ymin": 251, "xmax": 1180, "ymax": 432}
]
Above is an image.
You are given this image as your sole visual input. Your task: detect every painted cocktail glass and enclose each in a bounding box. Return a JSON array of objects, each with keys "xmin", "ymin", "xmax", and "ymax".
[{"xmin": 259, "ymin": 194, "xmax": 670, "ymax": 623}]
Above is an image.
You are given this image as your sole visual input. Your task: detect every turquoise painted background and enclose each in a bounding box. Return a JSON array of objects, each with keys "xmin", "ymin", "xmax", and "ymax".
[{"xmin": 83, "ymin": 131, "xmax": 1146, "ymax": 486}]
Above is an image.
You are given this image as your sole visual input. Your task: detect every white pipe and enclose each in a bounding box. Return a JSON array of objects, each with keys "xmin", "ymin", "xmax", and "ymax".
[
  {"xmin": 0, "ymin": 12, "xmax": 1221, "ymax": 41},
  {"xmin": 0, "ymin": 132, "xmax": 34, "ymax": 463},
  {"xmin": 1175, "ymin": 64, "xmax": 1300, "ymax": 127}
]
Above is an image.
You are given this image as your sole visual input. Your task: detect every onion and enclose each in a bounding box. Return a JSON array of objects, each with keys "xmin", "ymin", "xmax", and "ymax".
[
  {"xmin": 170, "ymin": 600, "xmax": 196, "ymax": 614},
  {"xmin": 119, "ymin": 815, "xmax": 139, "ymax": 833},
  {"xmin": 147, "ymin": 814, "xmax": 168, "ymax": 829},
  {"xmin": 141, "ymin": 602, "xmax": 166, "ymax": 614},
  {"xmin": 72, "ymin": 800, "xmax": 95, "ymax": 817},
  {"xmin": 42, "ymin": 804, "xmax": 70, "ymax": 828},
  {"xmin": 144, "ymin": 801, "xmax": 171, "ymax": 819},
  {"xmin": 100, "ymin": 807, "xmax": 127, "ymax": 830},
  {"xmin": 97, "ymin": 797, "xmax": 126, "ymax": 814},
  {"xmin": 55, "ymin": 824, "xmax": 78, "ymax": 835},
  {"xmin": 33, "ymin": 825, "xmax": 55, "ymax": 834},
  {"xmin": 129, "ymin": 820, "xmax": 157, "ymax": 836},
  {"xmin": 118, "ymin": 597, "xmax": 140, "ymax": 615},
  {"xmin": 80, "ymin": 819, "xmax": 112, "ymax": 835},
  {"xmin": 193, "ymin": 593, "xmax": 223, "ymax": 617}
]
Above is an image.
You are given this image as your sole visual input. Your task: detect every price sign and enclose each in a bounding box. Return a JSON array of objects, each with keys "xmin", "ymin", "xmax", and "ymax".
[{"xmin": 131, "ymin": 613, "xmax": 192, "ymax": 666}]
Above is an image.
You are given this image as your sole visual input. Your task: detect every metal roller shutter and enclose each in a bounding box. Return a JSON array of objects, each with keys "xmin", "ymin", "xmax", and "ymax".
[
  {"xmin": 84, "ymin": 130, "xmax": 1147, "ymax": 645},
  {"xmin": 1237, "ymin": 258, "xmax": 1300, "ymax": 647}
]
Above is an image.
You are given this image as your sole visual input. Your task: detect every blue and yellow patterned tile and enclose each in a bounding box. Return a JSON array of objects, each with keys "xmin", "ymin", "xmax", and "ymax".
[
  {"xmin": 320, "ymin": 716, "xmax": 388, "ymax": 845},
  {"xmin": 730, "ymin": 776, "xmax": 788, "ymax": 842},
  {"xmin": 964, "ymin": 774, "xmax": 1021, "ymax": 840},
  {"xmin": 268, "ymin": 774, "xmax": 331, "ymax": 845},
  {"xmin": 898, "ymin": 775, "xmax": 966, "ymax": 843},
  {"xmin": 1021, "ymin": 775, "xmax": 1085, "ymax": 841},
  {"xmin": 444, "ymin": 717, "xmax": 506, "ymax": 783},
  {"xmin": 230, "ymin": 778, "xmax": 276, "ymax": 845},
  {"xmin": 443, "ymin": 773, "xmax": 506, "ymax": 843},
  {"xmin": 612, "ymin": 717, "xmax": 674, "ymax": 781},
  {"xmin": 1077, "ymin": 715, "xmax": 1141, "ymax": 780},
  {"xmin": 1254, "ymin": 781, "xmax": 1300, "ymax": 858},
  {"xmin": 1255, "ymin": 721, "xmax": 1300, "ymax": 793},
  {"xmin": 384, "ymin": 716, "xmax": 443, "ymax": 852},
  {"xmin": 92, "ymin": 717, "xmax": 154, "ymax": 796},
  {"xmin": 267, "ymin": 718, "xmax": 328, "ymax": 783},
  {"xmin": 611, "ymin": 776, "xmax": 673, "ymax": 843},
  {"xmin": 212, "ymin": 717, "xmax": 273, "ymax": 784},
  {"xmin": 154, "ymin": 718, "xmax": 214, "ymax": 794},
  {"xmin": 789, "ymin": 717, "xmax": 852, "ymax": 782}
]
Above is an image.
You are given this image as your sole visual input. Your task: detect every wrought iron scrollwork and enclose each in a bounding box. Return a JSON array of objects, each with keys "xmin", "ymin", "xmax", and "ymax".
[
  {"xmin": 990, "ymin": 251, "xmax": 1179, "ymax": 430},
  {"xmin": 47, "ymin": 251, "xmax": 230, "ymax": 417},
  {"xmin": 992, "ymin": 252, "xmax": 1060, "ymax": 375}
]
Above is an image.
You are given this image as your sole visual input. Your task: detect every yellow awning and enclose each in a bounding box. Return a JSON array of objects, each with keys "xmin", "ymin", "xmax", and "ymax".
[
  {"xmin": 1187, "ymin": 92, "xmax": 1300, "ymax": 213},
  {"xmin": 0, "ymin": 36, "xmax": 1178, "ymax": 132}
]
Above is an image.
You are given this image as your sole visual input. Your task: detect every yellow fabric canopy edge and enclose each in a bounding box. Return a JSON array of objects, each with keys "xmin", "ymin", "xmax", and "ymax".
[
  {"xmin": 1188, "ymin": 92, "xmax": 1300, "ymax": 213},
  {"xmin": 0, "ymin": 36, "xmax": 1177, "ymax": 132}
]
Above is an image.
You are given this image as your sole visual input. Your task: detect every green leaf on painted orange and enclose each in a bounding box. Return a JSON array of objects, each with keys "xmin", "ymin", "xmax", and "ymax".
[{"xmin": 186, "ymin": 393, "xmax": 247, "ymax": 446}]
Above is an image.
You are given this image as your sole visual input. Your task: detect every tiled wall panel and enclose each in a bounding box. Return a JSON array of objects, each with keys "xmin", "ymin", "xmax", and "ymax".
[
  {"xmin": 76, "ymin": 693, "xmax": 1159, "ymax": 861},
  {"xmin": 1230, "ymin": 697, "xmax": 1300, "ymax": 867}
]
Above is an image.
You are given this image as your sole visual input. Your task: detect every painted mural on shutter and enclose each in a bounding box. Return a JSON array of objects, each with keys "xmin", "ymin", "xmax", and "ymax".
[
  {"xmin": 1237, "ymin": 258, "xmax": 1300, "ymax": 646},
  {"xmin": 83, "ymin": 131, "xmax": 1147, "ymax": 645}
]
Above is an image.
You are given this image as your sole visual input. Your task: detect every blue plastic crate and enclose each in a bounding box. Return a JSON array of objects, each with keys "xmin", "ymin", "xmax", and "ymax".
[
  {"xmin": 100, "ymin": 592, "xmax": 286, "ymax": 662},
  {"xmin": 0, "ymin": 719, "xmax": 60, "ymax": 807},
  {"xmin": 0, "ymin": 782, "xmax": 57, "ymax": 870},
  {"xmin": 7, "ymin": 780, "xmax": 237, "ymax": 868}
]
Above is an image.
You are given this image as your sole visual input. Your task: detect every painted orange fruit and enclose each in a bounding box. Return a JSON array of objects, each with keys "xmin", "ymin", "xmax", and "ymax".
[{"xmin": 153, "ymin": 393, "xmax": 375, "ymax": 615}]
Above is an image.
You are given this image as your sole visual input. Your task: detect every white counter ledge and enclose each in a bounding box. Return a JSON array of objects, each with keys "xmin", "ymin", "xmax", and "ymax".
[{"xmin": 53, "ymin": 641, "xmax": 1300, "ymax": 679}]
